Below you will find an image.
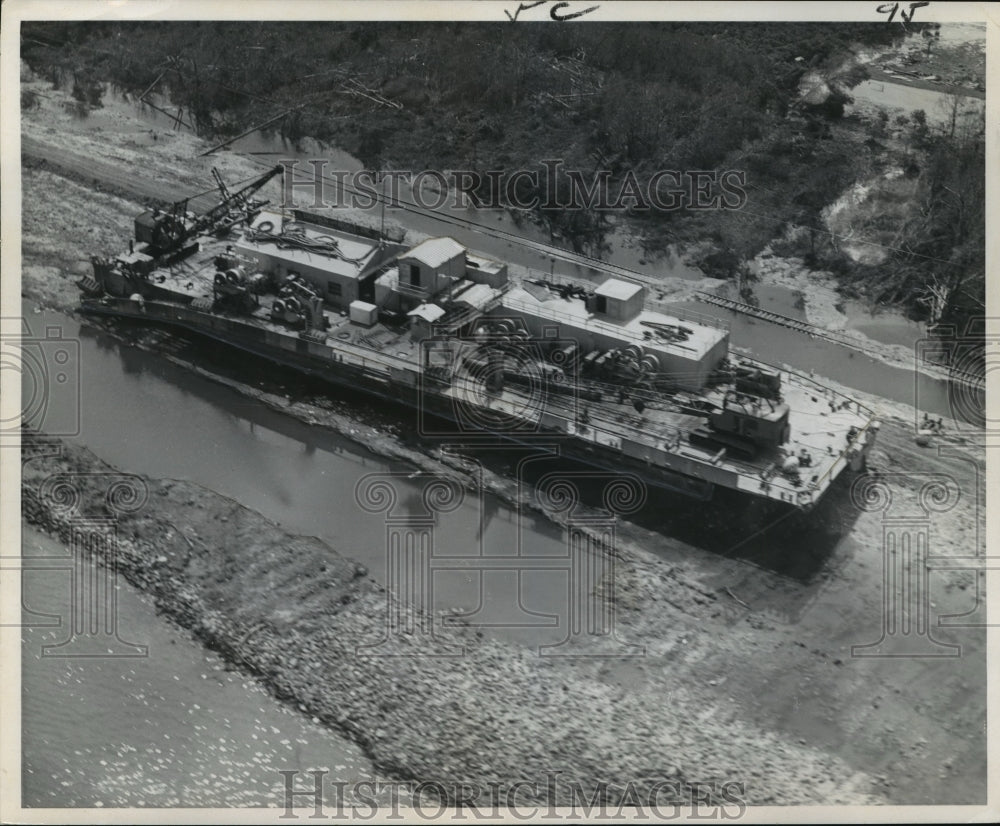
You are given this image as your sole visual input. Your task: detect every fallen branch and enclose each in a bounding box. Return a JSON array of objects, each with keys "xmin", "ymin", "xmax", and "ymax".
[
  {"xmin": 338, "ymin": 78, "xmax": 403, "ymax": 109},
  {"xmin": 137, "ymin": 96, "xmax": 196, "ymax": 131},
  {"xmin": 136, "ymin": 69, "xmax": 167, "ymax": 104},
  {"xmin": 199, "ymin": 107, "xmax": 299, "ymax": 156},
  {"xmin": 724, "ymin": 587, "xmax": 750, "ymax": 610}
]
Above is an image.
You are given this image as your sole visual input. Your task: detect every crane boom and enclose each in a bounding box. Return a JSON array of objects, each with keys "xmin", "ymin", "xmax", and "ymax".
[
  {"xmin": 211, "ymin": 167, "xmax": 232, "ymax": 204},
  {"xmin": 146, "ymin": 164, "xmax": 284, "ymax": 256},
  {"xmin": 194, "ymin": 164, "xmax": 283, "ymax": 234}
]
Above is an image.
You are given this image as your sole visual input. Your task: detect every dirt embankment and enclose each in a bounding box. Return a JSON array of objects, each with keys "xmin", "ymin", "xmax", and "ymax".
[{"xmin": 23, "ymin": 432, "xmax": 886, "ymax": 806}]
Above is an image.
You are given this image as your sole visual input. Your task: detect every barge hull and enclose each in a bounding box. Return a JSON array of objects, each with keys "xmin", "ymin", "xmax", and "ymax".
[{"xmin": 80, "ymin": 298, "xmax": 721, "ymax": 504}]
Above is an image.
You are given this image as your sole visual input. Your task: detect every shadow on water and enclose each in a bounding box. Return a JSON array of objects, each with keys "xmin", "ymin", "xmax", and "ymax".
[
  {"xmin": 79, "ymin": 321, "xmax": 401, "ymax": 461},
  {"xmin": 468, "ymin": 448, "xmax": 865, "ymax": 583}
]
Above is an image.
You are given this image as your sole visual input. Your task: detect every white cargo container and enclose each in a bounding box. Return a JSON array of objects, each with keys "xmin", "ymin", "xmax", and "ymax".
[{"xmin": 349, "ymin": 300, "xmax": 378, "ymax": 327}]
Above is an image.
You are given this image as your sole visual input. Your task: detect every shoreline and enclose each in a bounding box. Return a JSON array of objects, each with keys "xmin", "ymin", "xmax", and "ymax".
[
  {"xmin": 865, "ymin": 68, "xmax": 985, "ymax": 99},
  {"xmin": 20, "ymin": 433, "xmax": 885, "ymax": 806},
  {"xmin": 15, "ymin": 296, "xmax": 987, "ymax": 805},
  {"xmin": 19, "ymin": 525, "xmax": 375, "ymax": 808}
]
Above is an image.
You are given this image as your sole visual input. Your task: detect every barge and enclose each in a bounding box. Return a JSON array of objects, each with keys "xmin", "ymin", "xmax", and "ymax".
[{"xmin": 79, "ymin": 165, "xmax": 879, "ymax": 510}]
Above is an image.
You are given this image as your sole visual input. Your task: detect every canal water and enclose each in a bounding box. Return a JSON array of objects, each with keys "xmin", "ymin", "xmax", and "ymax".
[
  {"xmin": 21, "ymin": 525, "xmax": 373, "ymax": 808},
  {"xmin": 665, "ymin": 299, "xmax": 955, "ymax": 418},
  {"xmin": 20, "ymin": 49, "xmax": 977, "ymax": 803},
  {"xmin": 111, "ymin": 84, "xmax": 957, "ymax": 361},
  {"xmin": 847, "ymin": 77, "xmax": 984, "ymax": 126},
  {"xmin": 18, "ymin": 300, "xmax": 576, "ymax": 808},
  {"xmin": 842, "ymin": 298, "xmax": 928, "ymax": 348},
  {"xmin": 847, "ymin": 22, "xmax": 986, "ymax": 125},
  {"xmin": 19, "ymin": 290, "xmax": 943, "ymax": 807},
  {"xmin": 21, "ymin": 303, "xmax": 574, "ymax": 640},
  {"xmin": 18, "ymin": 303, "xmax": 588, "ymax": 807}
]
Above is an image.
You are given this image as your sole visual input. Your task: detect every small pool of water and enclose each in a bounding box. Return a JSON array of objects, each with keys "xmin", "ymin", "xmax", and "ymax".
[{"xmin": 846, "ymin": 78, "xmax": 984, "ymax": 125}]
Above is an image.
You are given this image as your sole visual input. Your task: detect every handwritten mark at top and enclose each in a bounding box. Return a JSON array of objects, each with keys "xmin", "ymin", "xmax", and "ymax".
[
  {"xmin": 505, "ymin": 1, "xmax": 547, "ymax": 21},
  {"xmin": 876, "ymin": 2, "xmax": 930, "ymax": 26},
  {"xmin": 505, "ymin": 0, "xmax": 601, "ymax": 22},
  {"xmin": 550, "ymin": 2, "xmax": 601, "ymax": 21}
]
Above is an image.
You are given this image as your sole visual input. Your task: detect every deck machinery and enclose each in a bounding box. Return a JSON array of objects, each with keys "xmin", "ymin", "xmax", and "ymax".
[{"xmin": 80, "ymin": 169, "xmax": 879, "ymax": 510}]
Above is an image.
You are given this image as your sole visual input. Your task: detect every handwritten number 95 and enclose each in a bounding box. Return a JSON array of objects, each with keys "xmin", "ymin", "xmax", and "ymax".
[{"xmin": 877, "ymin": 2, "xmax": 930, "ymax": 25}]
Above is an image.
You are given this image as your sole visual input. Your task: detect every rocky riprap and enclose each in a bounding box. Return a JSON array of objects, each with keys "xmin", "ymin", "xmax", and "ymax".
[{"xmin": 21, "ymin": 432, "xmax": 880, "ymax": 807}]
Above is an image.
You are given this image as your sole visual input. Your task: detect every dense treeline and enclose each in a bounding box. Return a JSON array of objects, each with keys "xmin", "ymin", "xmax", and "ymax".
[
  {"xmin": 22, "ymin": 21, "xmax": 983, "ymax": 328},
  {"xmin": 853, "ymin": 119, "xmax": 984, "ymax": 333},
  {"xmin": 22, "ymin": 21, "xmax": 903, "ymax": 167}
]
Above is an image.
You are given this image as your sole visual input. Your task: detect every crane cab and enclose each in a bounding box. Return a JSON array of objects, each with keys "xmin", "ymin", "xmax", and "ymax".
[{"xmin": 710, "ymin": 391, "xmax": 790, "ymax": 449}]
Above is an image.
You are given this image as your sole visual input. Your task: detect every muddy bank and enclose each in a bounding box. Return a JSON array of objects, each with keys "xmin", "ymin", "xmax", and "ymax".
[{"xmin": 21, "ymin": 432, "xmax": 883, "ymax": 806}]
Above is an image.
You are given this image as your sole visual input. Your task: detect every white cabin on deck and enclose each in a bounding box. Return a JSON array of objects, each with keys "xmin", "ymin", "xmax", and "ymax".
[
  {"xmin": 234, "ymin": 211, "xmax": 399, "ymax": 310},
  {"xmin": 396, "ymin": 237, "xmax": 467, "ymax": 297},
  {"xmin": 498, "ymin": 277, "xmax": 730, "ymax": 391},
  {"xmin": 407, "ymin": 302, "xmax": 446, "ymax": 341},
  {"xmin": 375, "ymin": 236, "xmax": 509, "ymax": 315},
  {"xmin": 594, "ymin": 278, "xmax": 645, "ymax": 321}
]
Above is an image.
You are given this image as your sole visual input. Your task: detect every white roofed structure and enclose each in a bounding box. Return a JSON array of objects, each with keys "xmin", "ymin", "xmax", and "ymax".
[
  {"xmin": 405, "ymin": 237, "xmax": 467, "ymax": 269},
  {"xmin": 407, "ymin": 303, "xmax": 446, "ymax": 323},
  {"xmin": 595, "ymin": 278, "xmax": 644, "ymax": 302}
]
